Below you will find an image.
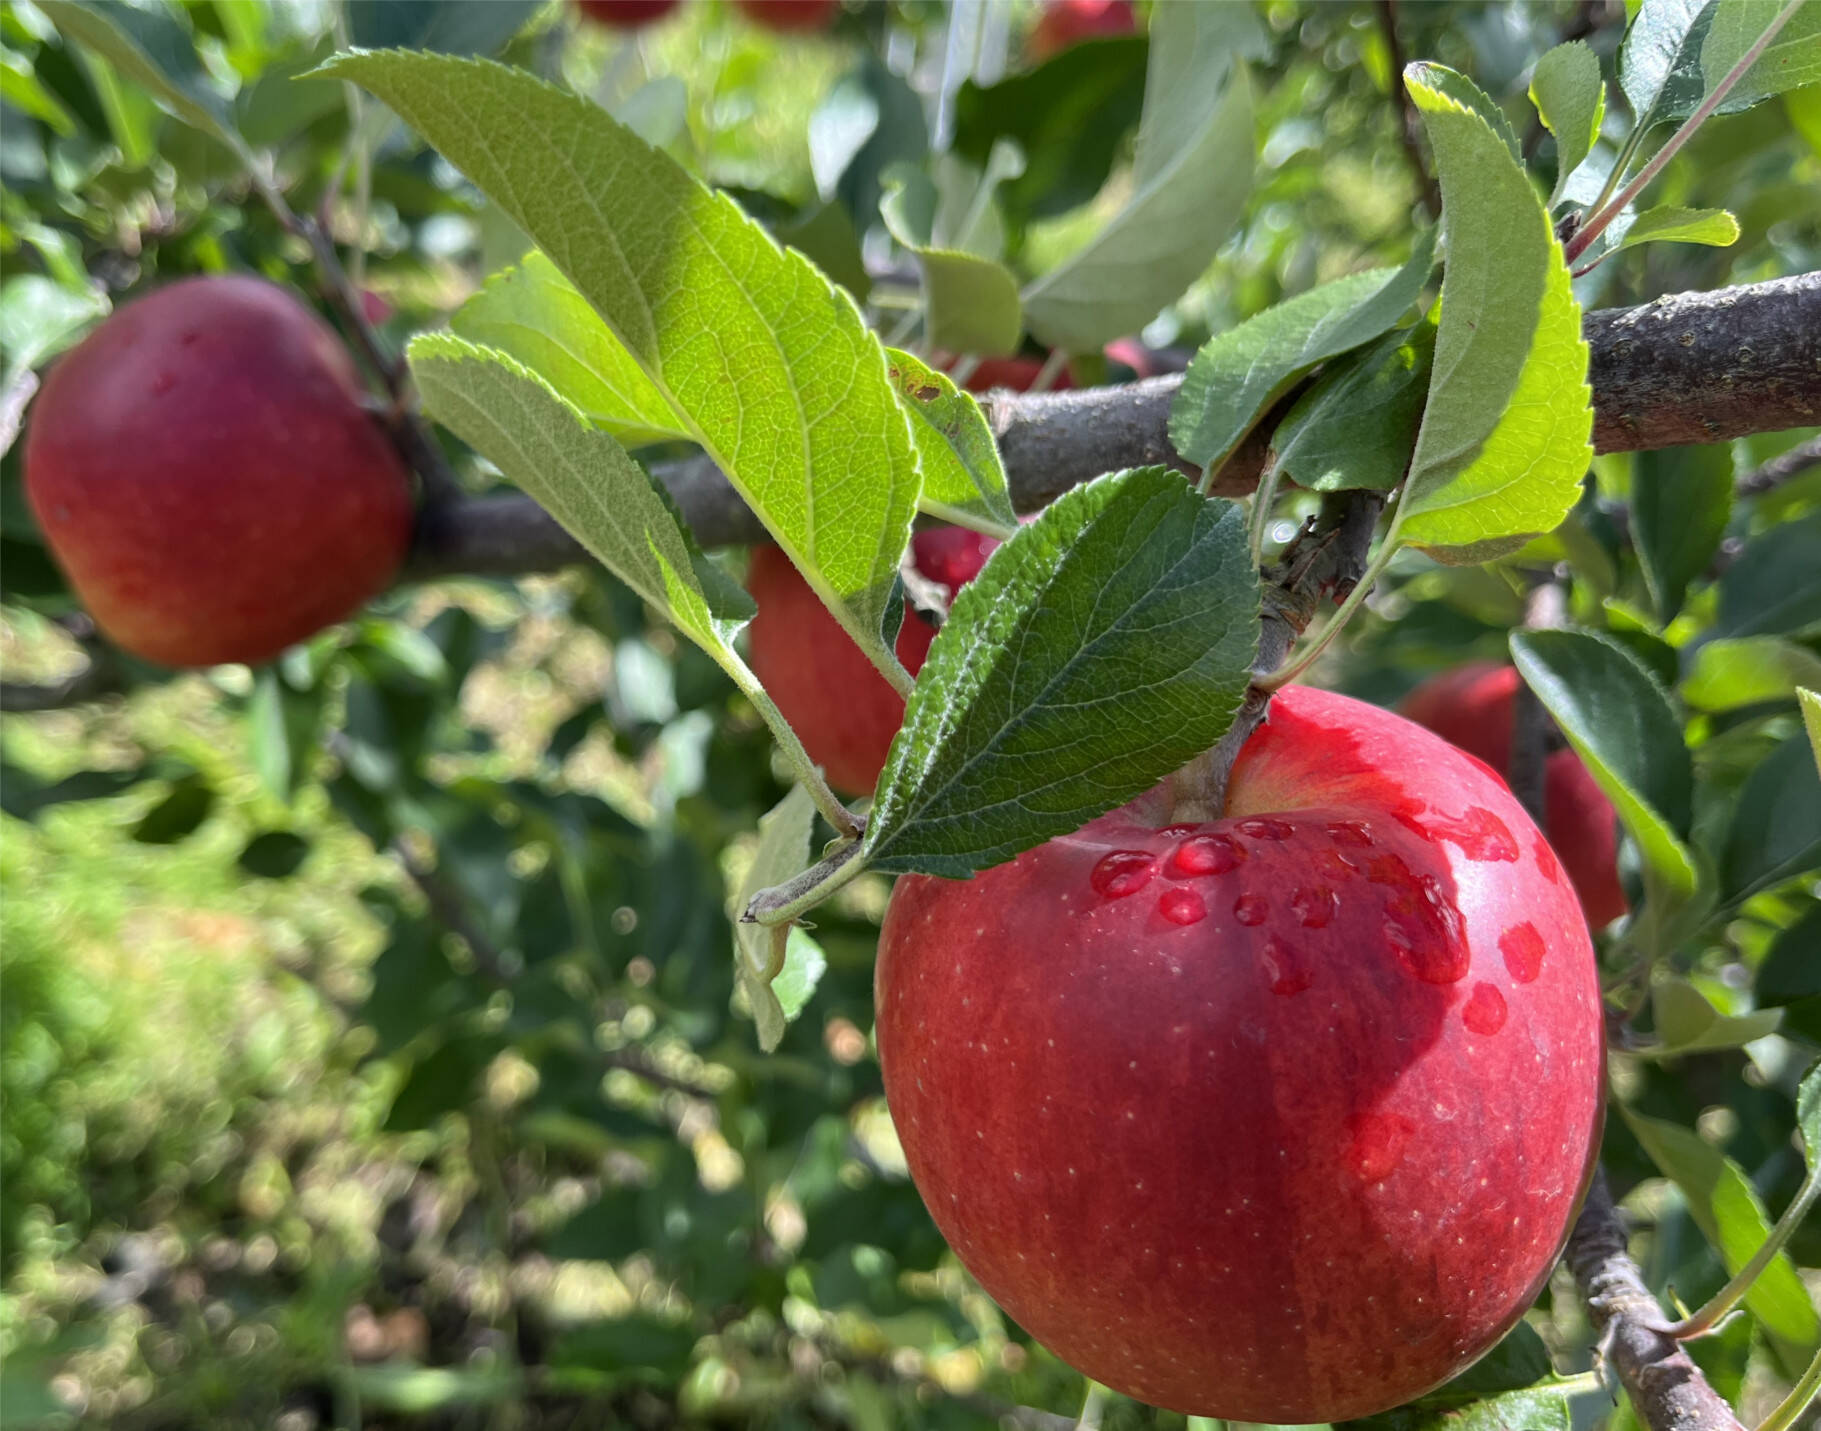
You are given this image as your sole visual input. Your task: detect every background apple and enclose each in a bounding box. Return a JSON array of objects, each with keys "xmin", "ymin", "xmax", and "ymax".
[
  {"xmin": 1401, "ymin": 662, "xmax": 1626, "ymax": 927},
  {"xmin": 940, "ymin": 353, "xmax": 1077, "ymax": 394},
  {"xmin": 1029, "ymin": 0, "xmax": 1138, "ymax": 61},
  {"xmin": 573, "ymin": 0, "xmax": 681, "ymax": 26},
  {"xmin": 23, "ymin": 275, "xmax": 416, "ymax": 669},
  {"xmin": 732, "ymin": 0, "xmax": 840, "ymax": 33},
  {"xmin": 876, "ymin": 685, "xmax": 1605, "ymax": 1422},
  {"xmin": 745, "ymin": 526, "xmax": 998, "ymax": 795}
]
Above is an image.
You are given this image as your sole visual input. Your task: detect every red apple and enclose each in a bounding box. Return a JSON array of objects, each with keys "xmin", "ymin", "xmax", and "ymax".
[
  {"xmin": 876, "ymin": 685, "xmax": 1604, "ymax": 1422},
  {"xmin": 573, "ymin": 0, "xmax": 681, "ymax": 26},
  {"xmin": 1401, "ymin": 663, "xmax": 1626, "ymax": 928},
  {"xmin": 1029, "ymin": 0, "xmax": 1137, "ymax": 61},
  {"xmin": 731, "ymin": 0, "xmax": 840, "ymax": 32},
  {"xmin": 746, "ymin": 527, "xmax": 999, "ymax": 796},
  {"xmin": 23, "ymin": 275, "xmax": 415, "ymax": 669}
]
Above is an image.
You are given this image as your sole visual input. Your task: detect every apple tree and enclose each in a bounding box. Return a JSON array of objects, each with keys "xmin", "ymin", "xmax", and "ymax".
[{"xmin": 1, "ymin": 1, "xmax": 1818, "ymax": 1428}]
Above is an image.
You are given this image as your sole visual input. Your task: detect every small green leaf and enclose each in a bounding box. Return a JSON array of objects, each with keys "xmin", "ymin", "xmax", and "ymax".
[
  {"xmin": 1612, "ymin": 204, "xmax": 1742, "ymax": 253},
  {"xmin": 1341, "ymin": 1387, "xmax": 1570, "ymax": 1431},
  {"xmin": 131, "ymin": 775, "xmax": 214, "ymax": 845},
  {"xmin": 1721, "ymin": 732, "xmax": 1821, "ymax": 903},
  {"xmin": 1681, "ymin": 638, "xmax": 1821, "ymax": 712},
  {"xmin": 1632, "ymin": 443, "xmax": 1733, "ymax": 622},
  {"xmin": 1649, "ymin": 976, "xmax": 1782, "ymax": 1055},
  {"xmin": 326, "ymin": 51, "xmax": 921, "ymax": 682},
  {"xmin": 1530, "ymin": 40, "xmax": 1605, "ymax": 202},
  {"xmin": 1510, "ymin": 628, "xmax": 1696, "ymax": 901},
  {"xmin": 1397, "ymin": 65, "xmax": 1593, "ymax": 563},
  {"xmin": 450, "ymin": 253, "xmax": 689, "ymax": 447},
  {"xmin": 1800, "ymin": 688, "xmax": 1821, "ymax": 779},
  {"xmin": 1170, "ymin": 228, "xmax": 1435, "ymax": 472},
  {"xmin": 1020, "ymin": 3, "xmax": 1258, "ymax": 351},
  {"xmin": 1622, "ymin": 0, "xmax": 1723, "ymax": 137},
  {"xmin": 239, "ymin": 830, "xmax": 311, "ymax": 879},
  {"xmin": 884, "ymin": 349, "xmax": 1017, "ymax": 533},
  {"xmin": 1622, "ymin": 1107, "xmax": 1821, "ymax": 1355},
  {"xmin": 409, "ymin": 334, "xmax": 756, "ymax": 672},
  {"xmin": 1799, "ymin": 1058, "xmax": 1820, "ymax": 1165},
  {"xmin": 866, "ymin": 468, "xmax": 1258, "ymax": 877},
  {"xmin": 1718, "ymin": 512, "xmax": 1821, "ymax": 637},
  {"xmin": 1271, "ymin": 322, "xmax": 1436, "ymax": 493},
  {"xmin": 731, "ymin": 786, "xmax": 826, "ymax": 1051},
  {"xmin": 889, "ymin": 241, "xmax": 1022, "ymax": 355},
  {"xmin": 0, "ymin": 274, "xmax": 110, "ymax": 377}
]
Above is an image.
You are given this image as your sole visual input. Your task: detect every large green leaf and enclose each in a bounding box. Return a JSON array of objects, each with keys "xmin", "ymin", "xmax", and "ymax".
[
  {"xmin": 1633, "ymin": 443, "xmax": 1733, "ymax": 622},
  {"xmin": 325, "ymin": 50, "xmax": 922, "ymax": 682},
  {"xmin": 1169, "ymin": 228, "xmax": 1435, "ymax": 472},
  {"xmin": 883, "ymin": 349, "xmax": 1017, "ymax": 534},
  {"xmin": 449, "ymin": 253, "xmax": 688, "ymax": 447},
  {"xmin": 1397, "ymin": 65, "xmax": 1593, "ymax": 564},
  {"xmin": 1718, "ymin": 512, "xmax": 1821, "ymax": 637},
  {"xmin": 1530, "ymin": 40, "xmax": 1605, "ymax": 203},
  {"xmin": 1272, "ymin": 323, "xmax": 1436, "ymax": 493},
  {"xmin": 409, "ymin": 334, "xmax": 755, "ymax": 671},
  {"xmin": 1020, "ymin": 4, "xmax": 1258, "ymax": 351},
  {"xmin": 731, "ymin": 786, "xmax": 826, "ymax": 1052},
  {"xmin": 1721, "ymin": 732, "xmax": 1821, "ymax": 902},
  {"xmin": 1622, "ymin": 1108, "xmax": 1821, "ymax": 1356},
  {"xmin": 865, "ymin": 468, "xmax": 1258, "ymax": 877},
  {"xmin": 1510, "ymin": 628, "xmax": 1696, "ymax": 901}
]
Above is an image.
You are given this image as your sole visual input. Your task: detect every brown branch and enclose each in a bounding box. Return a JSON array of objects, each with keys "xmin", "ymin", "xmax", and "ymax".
[
  {"xmin": 1736, "ymin": 432, "xmax": 1821, "ymax": 498},
  {"xmin": 1565, "ymin": 1170, "xmax": 1746, "ymax": 1431},
  {"xmin": 403, "ymin": 273, "xmax": 1821, "ymax": 577},
  {"xmin": 1377, "ymin": 0, "xmax": 1443, "ymax": 220}
]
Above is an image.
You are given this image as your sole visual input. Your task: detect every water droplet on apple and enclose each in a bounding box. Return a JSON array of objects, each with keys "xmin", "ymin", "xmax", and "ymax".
[
  {"xmin": 1091, "ymin": 850, "xmax": 1156, "ymax": 899},
  {"xmin": 1419, "ymin": 805, "xmax": 1520, "ymax": 862},
  {"xmin": 1499, "ymin": 922, "xmax": 1546, "ymax": 983},
  {"xmin": 1326, "ymin": 820, "xmax": 1374, "ymax": 848},
  {"xmin": 1261, "ymin": 937, "xmax": 1312, "ymax": 995},
  {"xmin": 1346, "ymin": 1112, "xmax": 1414, "ymax": 1181},
  {"xmin": 1158, "ymin": 823, "xmax": 1200, "ymax": 838},
  {"xmin": 1237, "ymin": 816, "xmax": 1295, "ymax": 841},
  {"xmin": 1158, "ymin": 888, "xmax": 1207, "ymax": 926},
  {"xmin": 1532, "ymin": 834, "xmax": 1563, "ymax": 885},
  {"xmin": 1290, "ymin": 886, "xmax": 1338, "ymax": 929},
  {"xmin": 1314, "ymin": 849, "xmax": 1358, "ymax": 881},
  {"xmin": 1233, "ymin": 894, "xmax": 1269, "ymax": 926},
  {"xmin": 1170, "ymin": 833, "xmax": 1244, "ymax": 876},
  {"xmin": 1463, "ymin": 981, "xmax": 1507, "ymax": 1035}
]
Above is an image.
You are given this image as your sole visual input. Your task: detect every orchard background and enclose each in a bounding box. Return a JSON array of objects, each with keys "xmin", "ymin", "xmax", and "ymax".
[{"xmin": 1, "ymin": 1, "xmax": 1819, "ymax": 1429}]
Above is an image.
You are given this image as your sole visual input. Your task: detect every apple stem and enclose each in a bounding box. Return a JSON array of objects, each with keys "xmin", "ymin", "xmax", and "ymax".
[
  {"xmin": 744, "ymin": 837, "xmax": 869, "ymax": 926},
  {"xmin": 1752, "ymin": 1335, "xmax": 1821, "ymax": 1431},
  {"xmin": 733, "ymin": 673, "xmax": 865, "ymax": 841},
  {"xmin": 1660, "ymin": 1169, "xmax": 1820, "ymax": 1342}
]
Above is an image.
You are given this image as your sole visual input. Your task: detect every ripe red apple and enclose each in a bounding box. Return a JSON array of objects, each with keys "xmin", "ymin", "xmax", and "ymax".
[
  {"xmin": 1029, "ymin": 0, "xmax": 1137, "ymax": 61},
  {"xmin": 573, "ymin": 0, "xmax": 681, "ymax": 26},
  {"xmin": 876, "ymin": 685, "xmax": 1604, "ymax": 1422},
  {"xmin": 731, "ymin": 0, "xmax": 840, "ymax": 33},
  {"xmin": 1401, "ymin": 663, "xmax": 1626, "ymax": 928},
  {"xmin": 746, "ymin": 527, "xmax": 999, "ymax": 796},
  {"xmin": 23, "ymin": 275, "xmax": 415, "ymax": 669}
]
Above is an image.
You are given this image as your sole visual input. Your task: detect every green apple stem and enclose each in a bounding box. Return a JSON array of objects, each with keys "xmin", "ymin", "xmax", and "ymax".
[
  {"xmin": 1260, "ymin": 527, "xmax": 1402, "ymax": 693},
  {"xmin": 1246, "ymin": 452, "xmax": 1284, "ymax": 565},
  {"xmin": 1753, "ymin": 1336, "xmax": 1821, "ymax": 1431},
  {"xmin": 1662, "ymin": 1168, "xmax": 1821, "ymax": 1341},
  {"xmin": 734, "ymin": 672, "xmax": 864, "ymax": 841},
  {"xmin": 745, "ymin": 837, "xmax": 869, "ymax": 926}
]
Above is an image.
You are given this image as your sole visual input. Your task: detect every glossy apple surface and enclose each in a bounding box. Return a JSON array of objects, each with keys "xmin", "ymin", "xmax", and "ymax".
[
  {"xmin": 732, "ymin": 0, "xmax": 840, "ymax": 32},
  {"xmin": 24, "ymin": 276, "xmax": 414, "ymax": 669},
  {"xmin": 574, "ymin": 0, "xmax": 680, "ymax": 24},
  {"xmin": 746, "ymin": 527, "xmax": 998, "ymax": 796},
  {"xmin": 1029, "ymin": 0, "xmax": 1137, "ymax": 60},
  {"xmin": 876, "ymin": 686, "xmax": 1604, "ymax": 1422},
  {"xmin": 1401, "ymin": 662, "xmax": 1626, "ymax": 927}
]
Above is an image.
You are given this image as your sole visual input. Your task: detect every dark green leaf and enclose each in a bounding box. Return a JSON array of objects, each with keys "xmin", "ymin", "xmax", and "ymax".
[
  {"xmin": 1633, "ymin": 443, "xmax": 1733, "ymax": 621},
  {"xmin": 131, "ymin": 775, "xmax": 214, "ymax": 844},
  {"xmin": 238, "ymin": 831, "xmax": 309, "ymax": 879},
  {"xmin": 384, "ymin": 1033, "xmax": 501, "ymax": 1131},
  {"xmin": 866, "ymin": 468, "xmax": 1258, "ymax": 877},
  {"xmin": 1759, "ymin": 907, "xmax": 1821, "ymax": 1006},
  {"xmin": 1341, "ymin": 1386, "xmax": 1570, "ymax": 1431},
  {"xmin": 1722, "ymin": 732, "xmax": 1821, "ymax": 902},
  {"xmin": 1411, "ymin": 1322, "xmax": 1556, "ymax": 1406},
  {"xmin": 1718, "ymin": 512, "xmax": 1821, "ymax": 637},
  {"xmin": 0, "ymin": 762, "xmax": 148, "ymax": 822},
  {"xmin": 1273, "ymin": 322, "xmax": 1435, "ymax": 493},
  {"xmin": 808, "ymin": 52, "xmax": 927, "ymax": 235},
  {"xmin": 346, "ymin": 0, "xmax": 536, "ymax": 56},
  {"xmin": 1622, "ymin": 0, "xmax": 1722, "ymax": 137},
  {"xmin": 546, "ymin": 1316, "xmax": 698, "ymax": 1388}
]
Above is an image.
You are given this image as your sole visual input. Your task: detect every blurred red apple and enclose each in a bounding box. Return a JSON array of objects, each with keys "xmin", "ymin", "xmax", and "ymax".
[
  {"xmin": 1401, "ymin": 663, "xmax": 1626, "ymax": 927},
  {"xmin": 745, "ymin": 527, "xmax": 999, "ymax": 795},
  {"xmin": 1029, "ymin": 0, "xmax": 1137, "ymax": 61},
  {"xmin": 937, "ymin": 353, "xmax": 1076, "ymax": 394},
  {"xmin": 23, "ymin": 275, "xmax": 415, "ymax": 668},
  {"xmin": 573, "ymin": 0, "xmax": 681, "ymax": 27},
  {"xmin": 732, "ymin": 0, "xmax": 840, "ymax": 32},
  {"xmin": 877, "ymin": 684, "xmax": 1604, "ymax": 1421}
]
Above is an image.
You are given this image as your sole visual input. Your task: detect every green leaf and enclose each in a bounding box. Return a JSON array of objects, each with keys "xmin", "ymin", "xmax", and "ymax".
[
  {"xmin": 346, "ymin": 0, "xmax": 537, "ymax": 56},
  {"xmin": 1633, "ymin": 443, "xmax": 1733, "ymax": 621},
  {"xmin": 326, "ymin": 50, "xmax": 922, "ymax": 682},
  {"xmin": 0, "ymin": 274, "xmax": 109, "ymax": 377},
  {"xmin": 1020, "ymin": 3, "xmax": 1258, "ymax": 351},
  {"xmin": 1700, "ymin": 0, "xmax": 1821, "ymax": 115},
  {"xmin": 408, "ymin": 334, "xmax": 756, "ymax": 673},
  {"xmin": 865, "ymin": 468, "xmax": 1258, "ymax": 877},
  {"xmin": 1272, "ymin": 324, "xmax": 1437, "ymax": 493},
  {"xmin": 880, "ymin": 151, "xmax": 1025, "ymax": 356},
  {"xmin": 1681, "ymin": 638, "xmax": 1821, "ymax": 712},
  {"xmin": 342, "ymin": 1362, "xmax": 522, "ymax": 1414},
  {"xmin": 810, "ymin": 52, "xmax": 928, "ymax": 234},
  {"xmin": 238, "ymin": 831, "xmax": 310, "ymax": 879},
  {"xmin": 1801, "ymin": 687, "xmax": 1821, "ymax": 779},
  {"xmin": 1718, "ymin": 513, "xmax": 1821, "ymax": 637},
  {"xmin": 131, "ymin": 775, "xmax": 214, "ymax": 845},
  {"xmin": 247, "ymin": 667, "xmax": 325, "ymax": 801},
  {"xmin": 1622, "ymin": 1108, "xmax": 1821, "ymax": 1355},
  {"xmin": 1342, "ymin": 1387, "xmax": 1570, "ymax": 1431},
  {"xmin": 731, "ymin": 786, "xmax": 826, "ymax": 1052},
  {"xmin": 449, "ymin": 253, "xmax": 689, "ymax": 447},
  {"xmin": 1397, "ymin": 64, "xmax": 1593, "ymax": 564},
  {"xmin": 1612, "ymin": 204, "xmax": 1742, "ymax": 253},
  {"xmin": 1410, "ymin": 1322, "xmax": 1558, "ymax": 1407},
  {"xmin": 36, "ymin": 0, "xmax": 251, "ymax": 165},
  {"xmin": 1649, "ymin": 976, "xmax": 1783, "ymax": 1055},
  {"xmin": 883, "ymin": 349, "xmax": 1017, "ymax": 533},
  {"xmin": 1622, "ymin": 0, "xmax": 1723, "ymax": 137},
  {"xmin": 1169, "ymin": 228, "xmax": 1435, "ymax": 471},
  {"xmin": 891, "ymin": 246, "xmax": 1022, "ymax": 355},
  {"xmin": 1530, "ymin": 40, "xmax": 1605, "ymax": 202},
  {"xmin": 1721, "ymin": 731, "xmax": 1821, "ymax": 902},
  {"xmin": 1510, "ymin": 628, "xmax": 1697, "ymax": 901},
  {"xmin": 1, "ymin": 49, "xmax": 77, "ymax": 135},
  {"xmin": 1799, "ymin": 1058, "xmax": 1820, "ymax": 1165}
]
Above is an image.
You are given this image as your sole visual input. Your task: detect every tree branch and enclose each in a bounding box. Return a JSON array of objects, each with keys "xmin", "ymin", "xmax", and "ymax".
[
  {"xmin": 1737, "ymin": 432, "xmax": 1821, "ymax": 498},
  {"xmin": 404, "ymin": 273, "xmax": 1821, "ymax": 576},
  {"xmin": 1565, "ymin": 1170, "xmax": 1746, "ymax": 1431}
]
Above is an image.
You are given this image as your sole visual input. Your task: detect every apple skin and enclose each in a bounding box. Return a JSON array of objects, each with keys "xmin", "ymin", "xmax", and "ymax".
[
  {"xmin": 732, "ymin": 0, "xmax": 840, "ymax": 32},
  {"xmin": 574, "ymin": 0, "xmax": 681, "ymax": 25},
  {"xmin": 944, "ymin": 354, "xmax": 1076, "ymax": 394},
  {"xmin": 1401, "ymin": 663, "xmax": 1626, "ymax": 928},
  {"xmin": 746, "ymin": 527, "xmax": 999, "ymax": 796},
  {"xmin": 1030, "ymin": 0, "xmax": 1138, "ymax": 61},
  {"xmin": 875, "ymin": 685, "xmax": 1604, "ymax": 1422},
  {"xmin": 23, "ymin": 276, "xmax": 415, "ymax": 669}
]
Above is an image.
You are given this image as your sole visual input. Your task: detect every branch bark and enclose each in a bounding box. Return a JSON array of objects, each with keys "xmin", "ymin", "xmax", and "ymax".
[{"xmin": 404, "ymin": 272, "xmax": 1821, "ymax": 576}]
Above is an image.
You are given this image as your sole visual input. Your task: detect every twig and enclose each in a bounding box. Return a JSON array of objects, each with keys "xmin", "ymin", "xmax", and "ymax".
[
  {"xmin": 1377, "ymin": 1, "xmax": 1442, "ymax": 220},
  {"xmin": 1564, "ymin": 1170, "xmax": 1746, "ymax": 1431},
  {"xmin": 1736, "ymin": 433, "xmax": 1821, "ymax": 499}
]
